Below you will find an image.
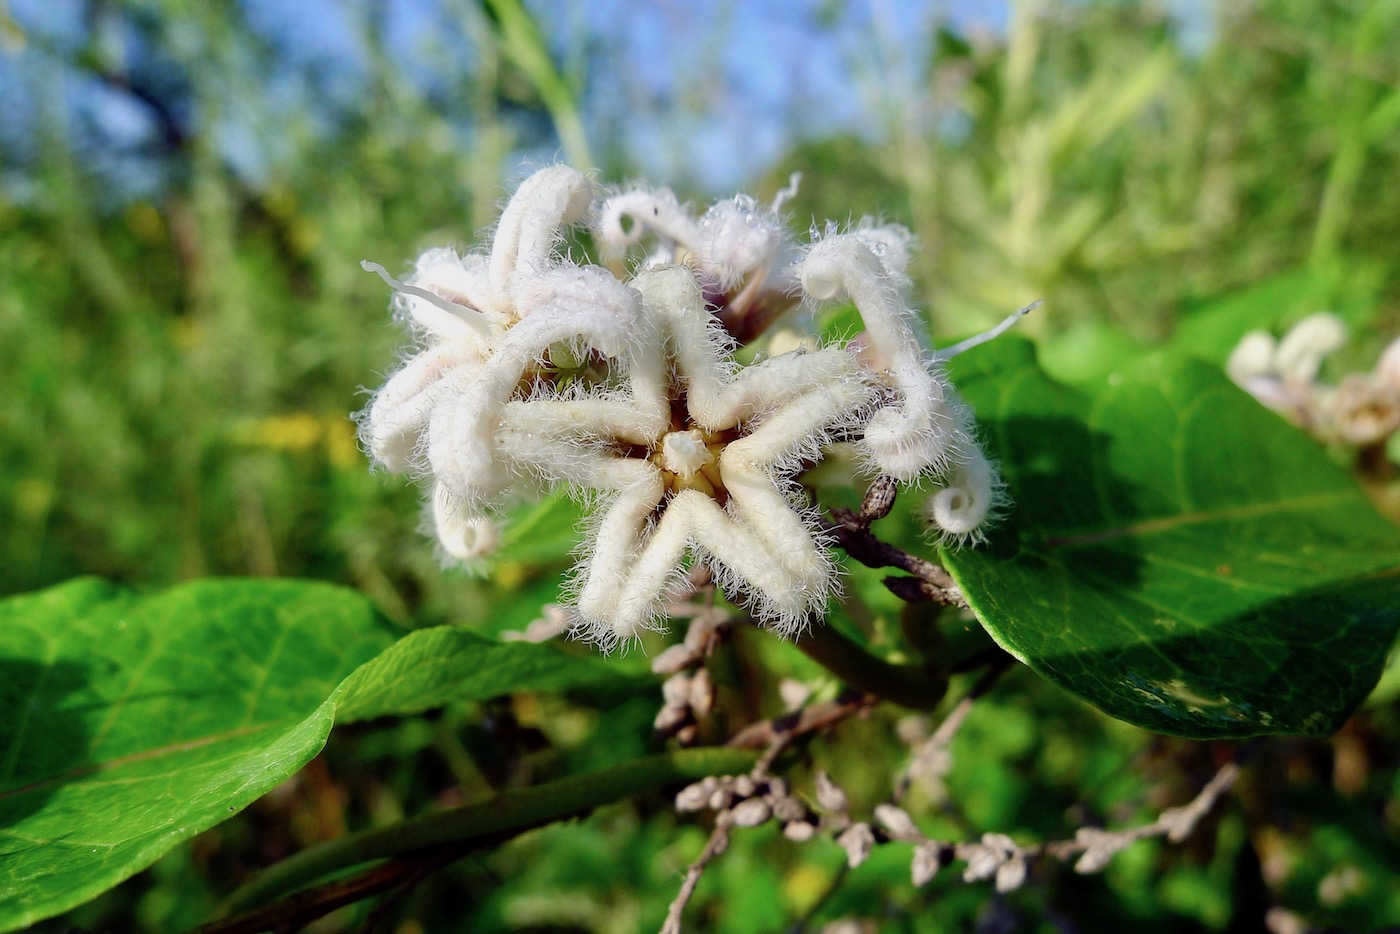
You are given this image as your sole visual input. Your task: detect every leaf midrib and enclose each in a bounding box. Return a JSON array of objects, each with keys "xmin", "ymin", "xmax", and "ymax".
[{"xmin": 1043, "ymin": 489, "xmax": 1358, "ymax": 548}]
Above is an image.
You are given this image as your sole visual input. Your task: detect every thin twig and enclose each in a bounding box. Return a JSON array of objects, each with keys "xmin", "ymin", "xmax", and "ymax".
[
  {"xmin": 895, "ymin": 658, "xmax": 1011, "ymax": 803},
  {"xmin": 192, "ymin": 851, "xmax": 454, "ymax": 934},
  {"xmin": 661, "ymin": 810, "xmax": 735, "ymax": 934},
  {"xmin": 726, "ymin": 693, "xmax": 877, "ymax": 750},
  {"xmin": 877, "ymin": 760, "xmax": 1242, "ymax": 887}
]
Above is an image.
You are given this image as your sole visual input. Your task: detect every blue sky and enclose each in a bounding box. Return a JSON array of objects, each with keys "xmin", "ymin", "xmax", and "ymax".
[{"xmin": 2, "ymin": 0, "xmax": 1014, "ymax": 193}]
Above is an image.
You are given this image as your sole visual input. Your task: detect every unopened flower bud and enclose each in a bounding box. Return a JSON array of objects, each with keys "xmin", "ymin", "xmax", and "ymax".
[
  {"xmin": 731, "ymin": 797, "xmax": 773, "ymax": 827},
  {"xmin": 654, "ymin": 704, "xmax": 689, "ymax": 733},
  {"xmin": 1073, "ymin": 828, "xmax": 1120, "ymax": 874},
  {"xmin": 912, "ymin": 842, "xmax": 946, "ymax": 886},
  {"xmin": 688, "ymin": 668, "xmax": 715, "ymax": 717},
  {"xmin": 995, "ymin": 856, "xmax": 1028, "ymax": 893},
  {"xmin": 837, "ymin": 823, "xmax": 876, "ymax": 868},
  {"xmin": 1274, "ymin": 313, "xmax": 1347, "ymax": 384},
  {"xmin": 772, "ymin": 795, "xmax": 808, "ymax": 823},
  {"xmin": 651, "ymin": 644, "xmax": 694, "ymax": 675},
  {"xmin": 874, "ymin": 804, "xmax": 918, "ymax": 840},
  {"xmin": 784, "ymin": 820, "xmax": 817, "ymax": 842},
  {"xmin": 815, "ymin": 772, "xmax": 849, "ymax": 815},
  {"xmin": 661, "ymin": 672, "xmax": 692, "ymax": 708},
  {"xmin": 675, "ymin": 778, "xmax": 716, "ymax": 812}
]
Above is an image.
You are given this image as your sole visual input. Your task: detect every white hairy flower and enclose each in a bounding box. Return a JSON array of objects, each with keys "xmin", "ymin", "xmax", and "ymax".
[
  {"xmin": 1226, "ymin": 313, "xmax": 1400, "ymax": 448},
  {"xmin": 564, "ymin": 266, "xmax": 874, "ymax": 646},
  {"xmin": 361, "ymin": 165, "xmax": 1014, "ymax": 648}
]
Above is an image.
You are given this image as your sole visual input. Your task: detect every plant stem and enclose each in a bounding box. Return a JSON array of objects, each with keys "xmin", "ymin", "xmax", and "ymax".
[
  {"xmin": 794, "ymin": 623, "xmax": 947, "ymax": 711},
  {"xmin": 219, "ymin": 746, "xmax": 757, "ymax": 915}
]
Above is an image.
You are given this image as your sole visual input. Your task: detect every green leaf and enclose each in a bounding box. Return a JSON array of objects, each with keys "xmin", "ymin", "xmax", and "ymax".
[
  {"xmin": 942, "ymin": 339, "xmax": 1400, "ymax": 738},
  {"xmin": 1170, "ymin": 265, "xmax": 1383, "ymax": 366},
  {"xmin": 336, "ymin": 625, "xmax": 629, "ymax": 723},
  {"xmin": 0, "ymin": 578, "xmax": 636, "ymax": 930},
  {"xmin": 0, "ymin": 578, "xmax": 396, "ymax": 931},
  {"xmin": 1170, "ymin": 268, "xmax": 1324, "ymax": 364}
]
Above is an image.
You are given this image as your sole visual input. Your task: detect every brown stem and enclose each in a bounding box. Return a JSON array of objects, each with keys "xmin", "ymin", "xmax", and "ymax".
[
  {"xmin": 726, "ymin": 693, "xmax": 878, "ymax": 749},
  {"xmin": 793, "ymin": 622, "xmax": 947, "ymax": 710},
  {"xmin": 827, "ymin": 480, "xmax": 966, "ymax": 607}
]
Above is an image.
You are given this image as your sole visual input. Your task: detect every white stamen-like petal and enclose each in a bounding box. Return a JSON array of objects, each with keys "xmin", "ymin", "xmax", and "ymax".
[
  {"xmin": 926, "ymin": 450, "xmax": 1001, "ymax": 546},
  {"xmin": 488, "ymin": 165, "xmax": 594, "ymax": 312},
  {"xmin": 1376, "ymin": 336, "xmax": 1400, "ymax": 390},
  {"xmin": 398, "ymin": 248, "xmax": 501, "ymax": 339},
  {"xmin": 362, "ymin": 260, "xmax": 493, "ymax": 342},
  {"xmin": 796, "ymin": 233, "xmax": 958, "ymax": 480},
  {"xmin": 429, "ymin": 267, "xmax": 647, "ymax": 508},
  {"xmin": 431, "ymin": 483, "xmax": 499, "ymax": 561},
  {"xmin": 630, "ymin": 267, "xmax": 740, "ymax": 427},
  {"xmin": 697, "ymin": 194, "xmax": 784, "ymax": 289},
  {"xmin": 1226, "ymin": 331, "xmax": 1278, "ymax": 385},
  {"xmin": 852, "ymin": 220, "xmax": 914, "ymax": 279},
  {"xmin": 361, "ymin": 343, "xmax": 466, "ymax": 472},
  {"xmin": 595, "ymin": 187, "xmax": 702, "ymax": 259}
]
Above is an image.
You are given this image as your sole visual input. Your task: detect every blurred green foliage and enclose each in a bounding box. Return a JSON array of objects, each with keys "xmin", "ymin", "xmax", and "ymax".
[{"xmin": 4, "ymin": 0, "xmax": 1400, "ymax": 931}]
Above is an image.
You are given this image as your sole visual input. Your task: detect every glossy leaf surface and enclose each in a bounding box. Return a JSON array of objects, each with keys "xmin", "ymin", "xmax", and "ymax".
[
  {"xmin": 0, "ymin": 579, "xmax": 624, "ymax": 930},
  {"xmin": 943, "ymin": 340, "xmax": 1400, "ymax": 738}
]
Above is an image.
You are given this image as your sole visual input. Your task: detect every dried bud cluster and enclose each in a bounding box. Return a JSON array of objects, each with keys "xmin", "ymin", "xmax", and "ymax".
[
  {"xmin": 649, "ymin": 608, "xmax": 732, "ymax": 743},
  {"xmin": 361, "ymin": 165, "xmax": 1014, "ymax": 648},
  {"xmin": 672, "ymin": 761, "xmax": 1234, "ymax": 898},
  {"xmin": 1227, "ymin": 314, "xmax": 1400, "ymax": 447},
  {"xmin": 674, "ymin": 772, "xmax": 819, "ymax": 843}
]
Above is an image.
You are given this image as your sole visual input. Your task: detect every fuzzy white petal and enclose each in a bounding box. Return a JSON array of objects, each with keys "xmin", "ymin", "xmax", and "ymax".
[
  {"xmin": 431, "ymin": 483, "xmax": 499, "ymax": 561},
  {"xmin": 399, "ymin": 249, "xmax": 499, "ymax": 342},
  {"xmin": 926, "ymin": 450, "xmax": 1001, "ymax": 546},
  {"xmin": 361, "ymin": 343, "xmax": 466, "ymax": 472},
  {"xmin": 696, "ymin": 194, "xmax": 784, "ymax": 289},
  {"xmin": 428, "ymin": 266, "xmax": 646, "ymax": 508},
  {"xmin": 797, "ymin": 234, "xmax": 960, "ymax": 479},
  {"xmin": 488, "ymin": 165, "xmax": 594, "ymax": 314}
]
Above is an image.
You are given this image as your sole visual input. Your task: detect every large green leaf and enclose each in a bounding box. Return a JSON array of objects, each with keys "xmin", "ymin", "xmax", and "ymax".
[
  {"xmin": 0, "ymin": 579, "xmax": 631, "ymax": 931},
  {"xmin": 336, "ymin": 625, "xmax": 626, "ymax": 722},
  {"xmin": 942, "ymin": 339, "xmax": 1400, "ymax": 738},
  {"xmin": 0, "ymin": 579, "xmax": 393, "ymax": 930}
]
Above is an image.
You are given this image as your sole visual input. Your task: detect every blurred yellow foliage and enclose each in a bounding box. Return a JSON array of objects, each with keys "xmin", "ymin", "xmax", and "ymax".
[{"xmin": 237, "ymin": 413, "xmax": 361, "ymax": 467}]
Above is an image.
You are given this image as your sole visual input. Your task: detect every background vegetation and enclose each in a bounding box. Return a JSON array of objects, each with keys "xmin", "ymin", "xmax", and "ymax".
[{"xmin": 3, "ymin": 0, "xmax": 1399, "ymax": 930}]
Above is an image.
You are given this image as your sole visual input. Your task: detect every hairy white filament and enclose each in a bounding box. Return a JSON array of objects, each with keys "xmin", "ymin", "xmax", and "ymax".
[
  {"xmin": 361, "ymin": 260, "xmax": 493, "ymax": 340},
  {"xmin": 937, "ymin": 301, "xmax": 1041, "ymax": 361}
]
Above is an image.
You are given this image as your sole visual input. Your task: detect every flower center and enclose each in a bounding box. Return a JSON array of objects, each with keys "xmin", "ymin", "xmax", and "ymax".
[{"xmin": 654, "ymin": 429, "xmax": 726, "ymax": 498}]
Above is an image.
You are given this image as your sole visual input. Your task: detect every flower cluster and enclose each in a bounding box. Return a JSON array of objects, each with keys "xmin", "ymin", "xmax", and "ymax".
[
  {"xmin": 1227, "ymin": 313, "xmax": 1400, "ymax": 447},
  {"xmin": 360, "ymin": 165, "xmax": 1008, "ymax": 647}
]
